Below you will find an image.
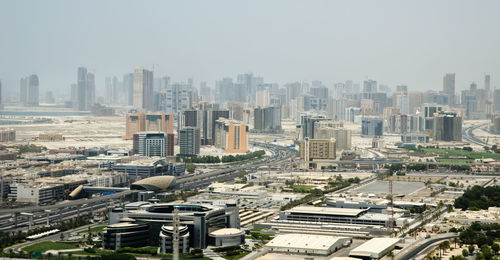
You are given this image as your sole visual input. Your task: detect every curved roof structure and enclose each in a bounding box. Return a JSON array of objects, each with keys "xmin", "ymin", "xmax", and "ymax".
[{"xmin": 130, "ymin": 176, "xmax": 176, "ymax": 192}]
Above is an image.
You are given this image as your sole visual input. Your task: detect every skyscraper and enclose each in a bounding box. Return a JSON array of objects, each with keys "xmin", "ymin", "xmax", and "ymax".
[
  {"xmin": 0, "ymin": 80, "xmax": 3, "ymax": 109},
  {"xmin": 443, "ymin": 73, "xmax": 455, "ymax": 105},
  {"xmin": 133, "ymin": 132, "xmax": 168, "ymax": 157},
  {"xmin": 179, "ymin": 127, "xmax": 200, "ymax": 156},
  {"xmin": 214, "ymin": 119, "xmax": 248, "ymax": 153},
  {"xmin": 432, "ymin": 111, "xmax": 462, "ymax": 141},
  {"xmin": 20, "ymin": 75, "xmax": 39, "ymax": 107},
  {"xmin": 133, "ymin": 67, "xmax": 154, "ymax": 111},
  {"xmin": 254, "ymin": 106, "xmax": 282, "ymax": 133},
  {"xmin": 123, "ymin": 73, "xmax": 134, "ymax": 106},
  {"xmin": 77, "ymin": 67, "xmax": 88, "ymax": 111},
  {"xmin": 485, "ymin": 74, "xmax": 491, "ymax": 92},
  {"xmin": 86, "ymin": 72, "xmax": 95, "ymax": 109}
]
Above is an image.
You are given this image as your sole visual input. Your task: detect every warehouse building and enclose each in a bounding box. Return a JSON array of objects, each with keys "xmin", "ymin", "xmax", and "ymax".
[
  {"xmin": 265, "ymin": 234, "xmax": 351, "ymax": 256},
  {"xmin": 349, "ymin": 237, "xmax": 400, "ymax": 259}
]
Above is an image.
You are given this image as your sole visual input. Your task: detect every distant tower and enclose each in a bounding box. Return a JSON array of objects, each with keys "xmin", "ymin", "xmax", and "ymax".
[
  {"xmin": 443, "ymin": 73, "xmax": 456, "ymax": 105},
  {"xmin": 485, "ymin": 74, "xmax": 491, "ymax": 92}
]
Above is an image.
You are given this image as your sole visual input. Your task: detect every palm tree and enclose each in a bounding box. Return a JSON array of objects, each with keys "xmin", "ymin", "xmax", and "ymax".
[{"xmin": 387, "ymin": 250, "xmax": 395, "ymax": 260}]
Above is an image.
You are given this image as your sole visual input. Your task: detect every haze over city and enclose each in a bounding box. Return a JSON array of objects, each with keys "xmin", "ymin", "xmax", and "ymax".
[
  {"xmin": 0, "ymin": 1, "xmax": 499, "ymax": 260},
  {"xmin": 1, "ymin": 0, "xmax": 500, "ymax": 95}
]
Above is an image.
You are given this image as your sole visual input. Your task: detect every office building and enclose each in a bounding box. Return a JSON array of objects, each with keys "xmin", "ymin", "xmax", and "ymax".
[
  {"xmin": 133, "ymin": 67, "xmax": 154, "ymax": 111},
  {"xmin": 361, "ymin": 117, "xmax": 383, "ymax": 137},
  {"xmin": 327, "ymin": 98, "xmax": 346, "ymax": 121},
  {"xmin": 179, "ymin": 127, "xmax": 200, "ymax": 156},
  {"xmin": 401, "ymin": 133, "xmax": 430, "ymax": 144},
  {"xmin": 443, "ymin": 73, "xmax": 455, "ymax": 105},
  {"xmin": 387, "ymin": 114, "xmax": 420, "ymax": 134},
  {"xmin": 75, "ymin": 67, "xmax": 95, "ymax": 111},
  {"xmin": 0, "ymin": 80, "xmax": 3, "ymax": 109},
  {"xmin": 432, "ymin": 111, "xmax": 462, "ymax": 141},
  {"xmin": 214, "ymin": 119, "xmax": 248, "ymax": 153},
  {"xmin": 485, "ymin": 74, "xmax": 491, "ymax": 92},
  {"xmin": 345, "ymin": 107, "xmax": 362, "ymax": 122},
  {"xmin": 491, "ymin": 115, "xmax": 500, "ymax": 134},
  {"xmin": 266, "ymin": 234, "xmax": 349, "ymax": 256},
  {"xmin": 124, "ymin": 113, "xmax": 174, "ymax": 140},
  {"xmin": 107, "ymin": 202, "xmax": 240, "ymax": 249},
  {"xmin": 421, "ymin": 103, "xmax": 447, "ymax": 130},
  {"xmin": 255, "ymin": 90, "xmax": 270, "ymax": 107},
  {"xmin": 254, "ymin": 106, "xmax": 281, "ymax": 133},
  {"xmin": 314, "ymin": 127, "xmax": 351, "ymax": 151},
  {"xmin": 20, "ymin": 74, "xmax": 39, "ymax": 106},
  {"xmin": 494, "ymin": 89, "xmax": 500, "ymax": 112},
  {"xmin": 133, "ymin": 132, "xmax": 169, "ymax": 157},
  {"xmin": 395, "ymin": 94, "xmax": 410, "ymax": 115},
  {"xmin": 0, "ymin": 129, "xmax": 16, "ymax": 142},
  {"xmin": 178, "ymin": 109, "xmax": 230, "ymax": 145},
  {"xmin": 363, "ymin": 80, "xmax": 377, "ymax": 93},
  {"xmin": 298, "ymin": 115, "xmax": 327, "ymax": 140},
  {"xmin": 123, "ymin": 73, "xmax": 134, "ymax": 106},
  {"xmin": 299, "ymin": 138, "xmax": 336, "ymax": 162},
  {"xmin": 162, "ymin": 83, "xmax": 192, "ymax": 113},
  {"xmin": 103, "ymin": 222, "xmax": 150, "ymax": 250}
]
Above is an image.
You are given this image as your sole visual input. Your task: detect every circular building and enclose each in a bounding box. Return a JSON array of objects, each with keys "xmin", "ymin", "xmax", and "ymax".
[
  {"xmin": 130, "ymin": 176, "xmax": 176, "ymax": 192},
  {"xmin": 102, "ymin": 222, "xmax": 150, "ymax": 250},
  {"xmin": 208, "ymin": 228, "xmax": 245, "ymax": 247},
  {"xmin": 159, "ymin": 225, "xmax": 190, "ymax": 254}
]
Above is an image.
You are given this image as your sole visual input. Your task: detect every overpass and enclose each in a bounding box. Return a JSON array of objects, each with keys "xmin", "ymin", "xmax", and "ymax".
[{"xmin": 394, "ymin": 233, "xmax": 458, "ymax": 260}]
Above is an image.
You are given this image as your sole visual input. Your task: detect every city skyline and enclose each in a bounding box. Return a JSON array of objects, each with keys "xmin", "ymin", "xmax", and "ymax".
[{"xmin": 1, "ymin": 0, "xmax": 500, "ymax": 95}]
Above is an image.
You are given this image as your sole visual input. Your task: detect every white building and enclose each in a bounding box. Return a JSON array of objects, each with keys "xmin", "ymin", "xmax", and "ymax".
[
  {"xmin": 266, "ymin": 234, "xmax": 350, "ymax": 256},
  {"xmin": 349, "ymin": 238, "xmax": 400, "ymax": 259}
]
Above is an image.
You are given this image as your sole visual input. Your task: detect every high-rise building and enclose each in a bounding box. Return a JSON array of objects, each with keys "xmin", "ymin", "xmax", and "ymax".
[
  {"xmin": 133, "ymin": 67, "xmax": 154, "ymax": 111},
  {"xmin": 485, "ymin": 74, "xmax": 491, "ymax": 92},
  {"xmin": 494, "ymin": 89, "xmax": 500, "ymax": 112},
  {"xmin": 299, "ymin": 115, "xmax": 327, "ymax": 140},
  {"xmin": 313, "ymin": 126, "xmax": 351, "ymax": 151},
  {"xmin": 123, "ymin": 73, "xmax": 134, "ymax": 106},
  {"xmin": 363, "ymin": 80, "xmax": 377, "ymax": 93},
  {"xmin": 432, "ymin": 111, "xmax": 462, "ymax": 141},
  {"xmin": 179, "ymin": 127, "xmax": 200, "ymax": 156},
  {"xmin": 77, "ymin": 67, "xmax": 88, "ymax": 111},
  {"xmin": 443, "ymin": 73, "xmax": 455, "ymax": 105},
  {"xmin": 214, "ymin": 119, "xmax": 248, "ymax": 153},
  {"xmin": 421, "ymin": 103, "xmax": 448, "ymax": 130},
  {"xmin": 254, "ymin": 106, "xmax": 281, "ymax": 133},
  {"xmin": 124, "ymin": 113, "xmax": 174, "ymax": 140},
  {"xmin": 255, "ymin": 90, "xmax": 270, "ymax": 107},
  {"xmin": 299, "ymin": 138, "xmax": 336, "ymax": 162},
  {"xmin": 361, "ymin": 117, "xmax": 383, "ymax": 137},
  {"xmin": 396, "ymin": 94, "xmax": 410, "ymax": 115},
  {"xmin": 162, "ymin": 83, "xmax": 192, "ymax": 113},
  {"xmin": 20, "ymin": 75, "xmax": 39, "ymax": 107},
  {"xmin": 0, "ymin": 80, "xmax": 3, "ymax": 109},
  {"xmin": 87, "ymin": 72, "xmax": 95, "ymax": 108},
  {"xmin": 133, "ymin": 132, "xmax": 168, "ymax": 157}
]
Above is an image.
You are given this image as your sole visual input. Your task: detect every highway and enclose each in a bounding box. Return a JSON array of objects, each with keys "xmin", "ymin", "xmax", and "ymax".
[
  {"xmin": 395, "ymin": 233, "xmax": 458, "ymax": 260},
  {"xmin": 463, "ymin": 123, "xmax": 488, "ymax": 146},
  {"xmin": 0, "ymin": 141, "xmax": 298, "ymax": 232}
]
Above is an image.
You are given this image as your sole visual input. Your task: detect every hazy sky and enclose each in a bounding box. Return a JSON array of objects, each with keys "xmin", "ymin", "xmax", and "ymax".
[{"xmin": 1, "ymin": 0, "xmax": 499, "ymax": 96}]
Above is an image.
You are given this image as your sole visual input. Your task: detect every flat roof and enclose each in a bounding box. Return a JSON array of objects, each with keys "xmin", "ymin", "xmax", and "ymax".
[
  {"xmin": 349, "ymin": 238, "xmax": 400, "ymax": 256},
  {"xmin": 266, "ymin": 234, "xmax": 345, "ymax": 250},
  {"xmin": 286, "ymin": 206, "xmax": 366, "ymax": 217},
  {"xmin": 209, "ymin": 228, "xmax": 244, "ymax": 236}
]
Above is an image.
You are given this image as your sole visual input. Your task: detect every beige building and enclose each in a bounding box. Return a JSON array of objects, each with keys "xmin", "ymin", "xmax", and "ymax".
[
  {"xmin": 300, "ymin": 138, "xmax": 336, "ymax": 161},
  {"xmin": 0, "ymin": 129, "xmax": 15, "ymax": 142},
  {"xmin": 124, "ymin": 113, "xmax": 174, "ymax": 140},
  {"xmin": 215, "ymin": 119, "xmax": 248, "ymax": 153},
  {"xmin": 39, "ymin": 133, "xmax": 64, "ymax": 142}
]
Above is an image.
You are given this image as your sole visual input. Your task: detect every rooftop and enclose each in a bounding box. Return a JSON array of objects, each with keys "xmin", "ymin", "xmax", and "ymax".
[
  {"xmin": 266, "ymin": 234, "xmax": 345, "ymax": 250},
  {"xmin": 349, "ymin": 238, "xmax": 400, "ymax": 256},
  {"xmin": 286, "ymin": 206, "xmax": 366, "ymax": 217}
]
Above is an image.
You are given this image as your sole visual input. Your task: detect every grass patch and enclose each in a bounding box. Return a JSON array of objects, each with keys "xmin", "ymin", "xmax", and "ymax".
[
  {"xmin": 424, "ymin": 148, "xmax": 500, "ymax": 160},
  {"xmin": 22, "ymin": 241, "xmax": 79, "ymax": 252},
  {"xmin": 78, "ymin": 226, "xmax": 106, "ymax": 234},
  {"xmin": 290, "ymin": 185, "xmax": 316, "ymax": 193},
  {"xmin": 436, "ymin": 158, "xmax": 474, "ymax": 163},
  {"xmin": 224, "ymin": 252, "xmax": 250, "ymax": 260}
]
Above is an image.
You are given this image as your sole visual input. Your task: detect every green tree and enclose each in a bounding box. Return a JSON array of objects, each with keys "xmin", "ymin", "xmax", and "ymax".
[
  {"xmin": 186, "ymin": 163, "xmax": 196, "ymax": 174},
  {"xmin": 469, "ymin": 245, "xmax": 475, "ymax": 255},
  {"xmin": 463, "ymin": 249, "xmax": 469, "ymax": 257},
  {"xmin": 491, "ymin": 243, "xmax": 499, "ymax": 255}
]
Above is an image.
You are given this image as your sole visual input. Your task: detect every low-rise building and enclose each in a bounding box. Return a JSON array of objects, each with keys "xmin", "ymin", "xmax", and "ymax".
[
  {"xmin": 265, "ymin": 234, "xmax": 351, "ymax": 256},
  {"xmin": 349, "ymin": 238, "xmax": 400, "ymax": 259}
]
